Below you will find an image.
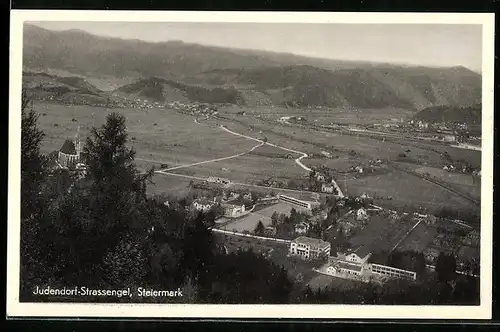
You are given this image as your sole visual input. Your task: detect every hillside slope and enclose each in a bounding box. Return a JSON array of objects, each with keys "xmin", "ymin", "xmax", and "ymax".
[
  {"xmin": 413, "ymin": 104, "xmax": 482, "ymax": 125},
  {"xmin": 195, "ymin": 65, "xmax": 481, "ymax": 109},
  {"xmin": 115, "ymin": 77, "xmax": 246, "ymax": 105}
]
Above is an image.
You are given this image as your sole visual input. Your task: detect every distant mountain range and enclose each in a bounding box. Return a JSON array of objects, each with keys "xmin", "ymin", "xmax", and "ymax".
[{"xmin": 22, "ymin": 24, "xmax": 482, "ymax": 110}]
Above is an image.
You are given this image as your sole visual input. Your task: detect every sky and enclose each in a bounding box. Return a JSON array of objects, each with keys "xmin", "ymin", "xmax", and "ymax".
[{"xmin": 29, "ymin": 22, "xmax": 483, "ymax": 72}]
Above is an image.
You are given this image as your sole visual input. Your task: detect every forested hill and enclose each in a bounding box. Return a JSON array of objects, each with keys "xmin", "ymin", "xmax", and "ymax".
[{"xmin": 413, "ymin": 104, "xmax": 482, "ymax": 124}]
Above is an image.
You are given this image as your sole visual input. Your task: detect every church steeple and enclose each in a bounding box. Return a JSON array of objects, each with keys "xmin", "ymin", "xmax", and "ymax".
[{"xmin": 74, "ymin": 125, "xmax": 81, "ymax": 158}]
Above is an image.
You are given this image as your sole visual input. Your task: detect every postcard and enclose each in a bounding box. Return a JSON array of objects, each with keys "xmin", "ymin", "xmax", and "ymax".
[{"xmin": 7, "ymin": 10, "xmax": 494, "ymax": 319}]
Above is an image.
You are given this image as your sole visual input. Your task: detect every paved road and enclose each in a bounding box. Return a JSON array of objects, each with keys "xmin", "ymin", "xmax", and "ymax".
[
  {"xmin": 156, "ymin": 141, "xmax": 264, "ymax": 172},
  {"xmin": 219, "ymin": 124, "xmax": 313, "ymax": 172}
]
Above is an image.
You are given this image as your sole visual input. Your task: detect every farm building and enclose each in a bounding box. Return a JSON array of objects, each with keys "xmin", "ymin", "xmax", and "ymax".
[{"xmin": 289, "ymin": 236, "xmax": 331, "ymax": 260}]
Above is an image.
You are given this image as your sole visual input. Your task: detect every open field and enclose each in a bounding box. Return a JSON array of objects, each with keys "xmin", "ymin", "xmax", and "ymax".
[
  {"xmin": 146, "ymin": 173, "xmax": 193, "ymax": 198},
  {"xmin": 341, "ymin": 169, "xmax": 479, "ymax": 211},
  {"xmin": 219, "ymin": 212, "xmax": 272, "ymax": 233},
  {"xmin": 220, "ymin": 203, "xmax": 294, "ymax": 232},
  {"xmin": 169, "ymin": 153, "xmax": 307, "ymax": 184},
  {"xmin": 253, "ymin": 202, "xmax": 295, "ymax": 218},
  {"xmin": 34, "ymin": 101, "xmax": 257, "ymax": 166},
  {"xmin": 306, "ymin": 273, "xmax": 361, "ymax": 292},
  {"xmin": 219, "ymin": 202, "xmax": 309, "ymax": 233},
  {"xmin": 347, "ymin": 213, "xmax": 419, "ymax": 254},
  {"xmin": 220, "ymin": 105, "xmax": 415, "ymax": 126},
  {"xmin": 396, "ymin": 221, "xmax": 439, "ymax": 252},
  {"xmin": 413, "ymin": 166, "xmax": 481, "ymax": 200}
]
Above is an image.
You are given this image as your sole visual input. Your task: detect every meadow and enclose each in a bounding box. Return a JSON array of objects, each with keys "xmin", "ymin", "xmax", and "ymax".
[
  {"xmin": 347, "ymin": 213, "xmax": 417, "ymax": 254},
  {"xmin": 335, "ymin": 165, "xmax": 479, "ymax": 212},
  {"xmin": 35, "ymin": 101, "xmax": 257, "ymax": 166},
  {"xmin": 396, "ymin": 222, "xmax": 439, "ymax": 253}
]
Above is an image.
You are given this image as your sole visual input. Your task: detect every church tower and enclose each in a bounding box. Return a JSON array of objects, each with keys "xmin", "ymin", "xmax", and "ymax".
[{"xmin": 74, "ymin": 125, "xmax": 81, "ymax": 159}]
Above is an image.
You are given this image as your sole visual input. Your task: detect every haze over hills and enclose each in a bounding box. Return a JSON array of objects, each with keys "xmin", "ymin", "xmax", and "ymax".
[{"xmin": 23, "ymin": 24, "xmax": 482, "ymax": 111}]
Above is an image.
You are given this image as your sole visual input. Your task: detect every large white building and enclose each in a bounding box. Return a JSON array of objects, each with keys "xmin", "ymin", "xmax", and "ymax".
[
  {"xmin": 324, "ymin": 247, "xmax": 416, "ymax": 282},
  {"xmin": 289, "ymin": 236, "xmax": 331, "ymax": 260},
  {"xmin": 278, "ymin": 194, "xmax": 320, "ymax": 211}
]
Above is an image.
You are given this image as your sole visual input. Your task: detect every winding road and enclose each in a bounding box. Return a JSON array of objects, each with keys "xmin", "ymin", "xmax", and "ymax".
[{"xmin": 151, "ymin": 114, "xmax": 345, "ymax": 198}]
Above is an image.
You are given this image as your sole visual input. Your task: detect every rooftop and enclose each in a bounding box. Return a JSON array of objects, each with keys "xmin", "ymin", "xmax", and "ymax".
[
  {"xmin": 60, "ymin": 139, "xmax": 77, "ymax": 155},
  {"xmin": 352, "ymin": 245, "xmax": 372, "ymax": 259},
  {"xmin": 335, "ymin": 261, "xmax": 363, "ymax": 272},
  {"xmin": 293, "ymin": 236, "xmax": 330, "ymax": 248}
]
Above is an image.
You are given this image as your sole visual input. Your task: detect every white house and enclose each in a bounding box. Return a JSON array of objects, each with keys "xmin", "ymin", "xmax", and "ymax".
[
  {"xmin": 316, "ymin": 173, "xmax": 326, "ymax": 182},
  {"xmin": 294, "ymin": 222, "xmax": 309, "ymax": 235},
  {"xmin": 356, "ymin": 208, "xmax": 369, "ymax": 221},
  {"xmin": 223, "ymin": 203, "xmax": 246, "ymax": 218},
  {"xmin": 289, "ymin": 236, "xmax": 331, "ymax": 260},
  {"xmin": 354, "ymin": 166, "xmax": 364, "ymax": 173},
  {"xmin": 192, "ymin": 199, "xmax": 216, "ymax": 212},
  {"xmin": 338, "ymin": 247, "xmax": 372, "ymax": 264},
  {"xmin": 321, "ymin": 183, "xmax": 335, "ymax": 193}
]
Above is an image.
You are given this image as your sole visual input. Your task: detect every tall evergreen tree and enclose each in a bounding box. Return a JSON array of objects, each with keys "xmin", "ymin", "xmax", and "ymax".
[
  {"xmin": 21, "ymin": 90, "xmax": 47, "ymax": 220},
  {"xmin": 20, "ymin": 91, "xmax": 49, "ymax": 296},
  {"xmin": 435, "ymin": 252, "xmax": 457, "ymax": 283}
]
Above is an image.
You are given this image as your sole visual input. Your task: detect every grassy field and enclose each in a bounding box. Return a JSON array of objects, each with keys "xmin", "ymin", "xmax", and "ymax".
[
  {"xmin": 396, "ymin": 221, "xmax": 439, "ymax": 252},
  {"xmin": 220, "ymin": 203, "xmax": 293, "ymax": 232},
  {"xmin": 220, "ymin": 105, "xmax": 415, "ymax": 126},
  {"xmin": 341, "ymin": 169, "xmax": 479, "ymax": 211},
  {"xmin": 146, "ymin": 173, "xmax": 193, "ymax": 198},
  {"xmin": 348, "ymin": 213, "xmax": 419, "ymax": 253},
  {"xmin": 34, "ymin": 101, "xmax": 257, "ymax": 166},
  {"xmin": 306, "ymin": 273, "xmax": 361, "ymax": 292},
  {"xmin": 169, "ymin": 153, "xmax": 307, "ymax": 184},
  {"xmin": 413, "ymin": 166, "xmax": 481, "ymax": 200}
]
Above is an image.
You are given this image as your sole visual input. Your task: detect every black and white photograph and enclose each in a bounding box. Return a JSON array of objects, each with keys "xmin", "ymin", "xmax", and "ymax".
[{"xmin": 7, "ymin": 11, "xmax": 494, "ymax": 319}]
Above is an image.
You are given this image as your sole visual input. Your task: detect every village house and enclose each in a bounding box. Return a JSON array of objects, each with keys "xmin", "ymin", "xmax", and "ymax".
[
  {"xmin": 222, "ymin": 203, "xmax": 246, "ymax": 218},
  {"xmin": 289, "ymin": 236, "xmax": 331, "ymax": 260},
  {"xmin": 356, "ymin": 208, "xmax": 369, "ymax": 221},
  {"xmin": 354, "ymin": 166, "xmax": 364, "ymax": 173},
  {"xmin": 264, "ymin": 226, "xmax": 277, "ymax": 237},
  {"xmin": 321, "ymin": 183, "xmax": 335, "ymax": 193},
  {"xmin": 294, "ymin": 222, "xmax": 310, "ymax": 235},
  {"xmin": 192, "ymin": 198, "xmax": 216, "ymax": 212}
]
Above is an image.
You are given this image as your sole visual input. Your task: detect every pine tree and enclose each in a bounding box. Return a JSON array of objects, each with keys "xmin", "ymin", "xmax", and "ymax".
[
  {"xmin": 435, "ymin": 252, "xmax": 457, "ymax": 283},
  {"xmin": 20, "ymin": 91, "xmax": 49, "ymax": 297},
  {"xmin": 83, "ymin": 112, "xmax": 153, "ymax": 236},
  {"xmin": 21, "ymin": 90, "xmax": 47, "ymax": 220},
  {"xmin": 254, "ymin": 220, "xmax": 265, "ymax": 235}
]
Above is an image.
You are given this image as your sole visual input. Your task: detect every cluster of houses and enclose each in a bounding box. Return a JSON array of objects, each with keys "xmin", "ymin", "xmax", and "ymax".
[
  {"xmin": 289, "ymin": 236, "xmax": 417, "ymax": 282},
  {"xmin": 168, "ymin": 100, "xmax": 218, "ymax": 117},
  {"xmin": 190, "ymin": 189, "xmax": 256, "ymax": 218}
]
